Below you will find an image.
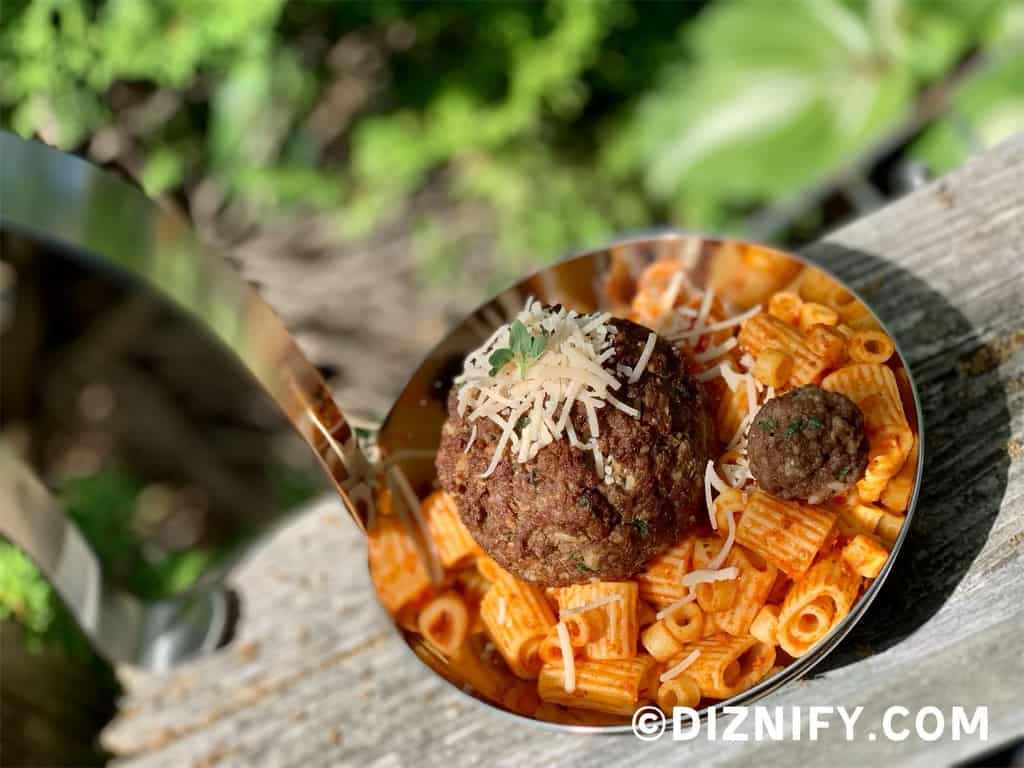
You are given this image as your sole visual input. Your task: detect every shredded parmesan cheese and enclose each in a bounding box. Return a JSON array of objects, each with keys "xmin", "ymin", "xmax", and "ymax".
[
  {"xmin": 556, "ymin": 622, "xmax": 575, "ymax": 693},
  {"xmin": 658, "ymin": 271, "xmax": 686, "ymax": 321},
  {"xmin": 681, "ymin": 566, "xmax": 740, "ymax": 588},
  {"xmin": 707, "ymin": 508, "xmax": 737, "ymax": 570},
  {"xmin": 464, "ymin": 424, "xmax": 477, "ymax": 453},
  {"xmin": 455, "ymin": 301, "xmax": 640, "ymax": 477},
  {"xmin": 705, "ymin": 460, "xmax": 728, "ymax": 531},
  {"xmin": 660, "ymin": 649, "xmax": 701, "ymax": 683},
  {"xmin": 628, "ymin": 332, "xmax": 658, "ymax": 383},
  {"xmin": 694, "ymin": 336, "xmax": 737, "ymax": 362},
  {"xmin": 560, "ymin": 594, "xmax": 624, "ymax": 616},
  {"xmin": 655, "ymin": 590, "xmax": 697, "ymax": 621},
  {"xmin": 672, "ymin": 305, "xmax": 761, "ymax": 341}
]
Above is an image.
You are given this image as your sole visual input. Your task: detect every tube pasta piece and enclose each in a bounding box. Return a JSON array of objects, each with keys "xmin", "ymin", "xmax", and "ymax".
[
  {"xmin": 777, "ymin": 552, "xmax": 861, "ymax": 657},
  {"xmin": 734, "ymin": 491, "xmax": 837, "ymax": 579},
  {"xmin": 662, "ymin": 600, "xmax": 704, "ymax": 644},
  {"xmin": 454, "ymin": 568, "xmax": 490, "ymax": 634},
  {"xmin": 738, "ymin": 313, "xmax": 830, "ymax": 385},
  {"xmin": 691, "ymin": 538, "xmax": 738, "ymax": 612},
  {"xmin": 794, "ymin": 267, "xmax": 840, "ymax": 305},
  {"xmin": 701, "ymin": 611, "xmax": 722, "ymax": 638},
  {"xmin": 368, "ymin": 514, "xmax": 432, "ymax": 614},
  {"xmin": 799, "ymin": 302, "xmax": 840, "ymax": 333},
  {"xmin": 638, "ymin": 601, "xmax": 657, "ymax": 628},
  {"xmin": 805, "ymin": 324, "xmax": 848, "ymax": 369},
  {"xmin": 562, "ymin": 608, "xmax": 607, "ymax": 648},
  {"xmin": 713, "ymin": 546, "xmax": 778, "ymax": 637},
  {"xmin": 537, "ymin": 656, "xmax": 659, "ymax": 716},
  {"xmin": 822, "ymin": 363, "xmax": 913, "ymax": 501},
  {"xmin": 753, "ymin": 348, "xmax": 794, "ymax": 388},
  {"xmin": 708, "ymin": 242, "xmax": 802, "ymax": 310},
  {"xmin": 657, "ymin": 673, "xmax": 701, "ymax": 711},
  {"xmin": 476, "ymin": 555, "xmax": 521, "ymax": 592},
  {"xmin": 673, "ymin": 635, "xmax": 776, "ymax": 699},
  {"xmin": 636, "ymin": 538, "xmax": 695, "ymax": 608},
  {"xmin": 422, "ymin": 491, "xmax": 481, "ymax": 568},
  {"xmin": 432, "ymin": 636, "xmax": 517, "ymax": 704},
  {"xmin": 555, "ymin": 582, "xmax": 638, "ymax": 660},
  {"xmin": 768, "ymin": 291, "xmax": 803, "ymax": 325},
  {"xmin": 538, "ymin": 624, "xmax": 579, "ymax": 666},
  {"xmin": 841, "ymin": 534, "xmax": 889, "ymax": 578},
  {"xmin": 713, "ymin": 488, "xmax": 747, "ymax": 532},
  {"xmin": 418, "ymin": 592, "xmax": 471, "ymax": 656},
  {"xmin": 749, "ymin": 604, "xmax": 780, "ymax": 646},
  {"xmin": 880, "ymin": 436, "xmax": 918, "ymax": 513},
  {"xmin": 828, "ymin": 493, "xmax": 885, "ymax": 538},
  {"xmin": 849, "ymin": 330, "xmax": 895, "ymax": 364},
  {"xmin": 716, "ymin": 383, "xmax": 752, "ymax": 443},
  {"xmin": 876, "ymin": 511, "xmax": 905, "ymax": 547},
  {"xmin": 480, "ymin": 578, "xmax": 556, "ymax": 679},
  {"xmin": 640, "ymin": 620, "xmax": 683, "ymax": 662}
]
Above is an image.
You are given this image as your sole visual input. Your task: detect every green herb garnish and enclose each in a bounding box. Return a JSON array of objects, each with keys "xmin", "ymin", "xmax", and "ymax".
[
  {"xmin": 577, "ymin": 496, "xmax": 591, "ymax": 509},
  {"xmin": 571, "ymin": 554, "xmax": 596, "ymax": 574},
  {"xmin": 516, "ymin": 415, "xmax": 530, "ymax": 432},
  {"xmin": 631, "ymin": 519, "xmax": 650, "ymax": 537},
  {"xmin": 488, "ymin": 320, "xmax": 549, "ymax": 378},
  {"xmin": 786, "ymin": 417, "xmax": 807, "ymax": 436},
  {"xmin": 835, "ymin": 464, "xmax": 852, "ymax": 481},
  {"xmin": 807, "ymin": 415, "xmax": 824, "ymax": 430},
  {"xmin": 758, "ymin": 417, "xmax": 777, "ymax": 433}
]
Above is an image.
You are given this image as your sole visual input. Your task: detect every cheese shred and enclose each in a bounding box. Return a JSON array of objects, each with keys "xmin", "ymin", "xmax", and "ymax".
[
  {"xmin": 660, "ymin": 649, "xmax": 701, "ymax": 683},
  {"xmin": 455, "ymin": 300, "xmax": 638, "ymax": 477},
  {"xmin": 556, "ymin": 622, "xmax": 576, "ymax": 693}
]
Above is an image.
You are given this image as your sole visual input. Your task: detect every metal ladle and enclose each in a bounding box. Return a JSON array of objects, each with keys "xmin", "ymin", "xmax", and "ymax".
[{"xmin": 0, "ymin": 133, "xmax": 922, "ymax": 730}]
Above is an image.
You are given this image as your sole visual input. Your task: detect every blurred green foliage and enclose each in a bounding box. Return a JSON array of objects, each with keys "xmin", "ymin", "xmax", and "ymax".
[{"xmin": 2, "ymin": 0, "xmax": 1021, "ymax": 286}]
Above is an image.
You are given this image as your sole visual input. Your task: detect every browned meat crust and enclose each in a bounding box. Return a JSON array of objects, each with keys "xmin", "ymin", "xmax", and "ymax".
[
  {"xmin": 436, "ymin": 318, "xmax": 712, "ymax": 585},
  {"xmin": 747, "ymin": 384, "xmax": 868, "ymax": 504}
]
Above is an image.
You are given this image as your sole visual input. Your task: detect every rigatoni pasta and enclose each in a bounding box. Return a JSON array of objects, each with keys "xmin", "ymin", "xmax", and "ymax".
[
  {"xmin": 553, "ymin": 582, "xmax": 638, "ymax": 660},
  {"xmin": 369, "ymin": 247, "xmax": 919, "ymax": 726},
  {"xmin": 537, "ymin": 656, "xmax": 659, "ymax": 716},
  {"xmin": 738, "ymin": 313, "xmax": 830, "ymax": 385},
  {"xmin": 776, "ymin": 552, "xmax": 861, "ymax": 657},
  {"xmin": 422, "ymin": 490, "xmax": 480, "ymax": 568},
  {"xmin": 480, "ymin": 577, "xmax": 556, "ymax": 678},
  {"xmin": 734, "ymin": 491, "xmax": 837, "ymax": 579},
  {"xmin": 673, "ymin": 635, "xmax": 776, "ymax": 699}
]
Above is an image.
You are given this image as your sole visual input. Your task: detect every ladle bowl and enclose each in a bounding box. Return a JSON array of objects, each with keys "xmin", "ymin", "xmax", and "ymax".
[{"xmin": 0, "ymin": 133, "xmax": 923, "ymax": 731}]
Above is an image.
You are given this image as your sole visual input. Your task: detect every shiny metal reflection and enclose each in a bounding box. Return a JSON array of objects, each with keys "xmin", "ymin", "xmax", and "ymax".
[
  {"xmin": 376, "ymin": 237, "xmax": 924, "ymax": 733},
  {"xmin": 0, "ymin": 134, "xmax": 923, "ymax": 731}
]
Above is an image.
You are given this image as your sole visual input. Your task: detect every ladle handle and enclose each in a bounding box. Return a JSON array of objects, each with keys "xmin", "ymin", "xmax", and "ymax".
[{"xmin": 0, "ymin": 132, "xmax": 371, "ymax": 533}]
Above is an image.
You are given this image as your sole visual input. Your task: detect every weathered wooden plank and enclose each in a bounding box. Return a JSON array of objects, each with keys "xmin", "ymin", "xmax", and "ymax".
[{"xmin": 103, "ymin": 134, "xmax": 1024, "ymax": 767}]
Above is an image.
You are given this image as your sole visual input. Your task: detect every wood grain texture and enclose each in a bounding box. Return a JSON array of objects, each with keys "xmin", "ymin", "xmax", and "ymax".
[{"xmin": 102, "ymin": 134, "xmax": 1024, "ymax": 767}]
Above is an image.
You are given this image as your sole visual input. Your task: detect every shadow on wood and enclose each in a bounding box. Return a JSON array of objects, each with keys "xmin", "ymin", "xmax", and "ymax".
[
  {"xmin": 802, "ymin": 242, "xmax": 1011, "ymax": 672},
  {"xmin": 0, "ymin": 621, "xmax": 119, "ymax": 766}
]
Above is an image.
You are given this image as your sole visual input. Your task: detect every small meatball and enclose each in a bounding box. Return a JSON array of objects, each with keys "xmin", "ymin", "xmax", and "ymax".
[
  {"xmin": 436, "ymin": 318, "xmax": 713, "ymax": 586},
  {"xmin": 747, "ymin": 385, "xmax": 868, "ymax": 504}
]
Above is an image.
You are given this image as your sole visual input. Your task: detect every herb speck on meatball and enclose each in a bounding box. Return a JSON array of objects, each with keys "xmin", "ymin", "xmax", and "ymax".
[{"xmin": 747, "ymin": 385, "xmax": 868, "ymax": 504}]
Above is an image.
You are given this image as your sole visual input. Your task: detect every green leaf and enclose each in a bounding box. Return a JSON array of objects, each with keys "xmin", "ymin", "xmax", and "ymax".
[
  {"xmin": 489, "ymin": 348, "xmax": 515, "ymax": 376},
  {"xmin": 509, "ymin": 320, "xmax": 531, "ymax": 355}
]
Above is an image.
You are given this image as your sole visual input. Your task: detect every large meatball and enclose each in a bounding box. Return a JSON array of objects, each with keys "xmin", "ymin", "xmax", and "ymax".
[
  {"xmin": 436, "ymin": 318, "xmax": 712, "ymax": 585},
  {"xmin": 747, "ymin": 385, "xmax": 868, "ymax": 504}
]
